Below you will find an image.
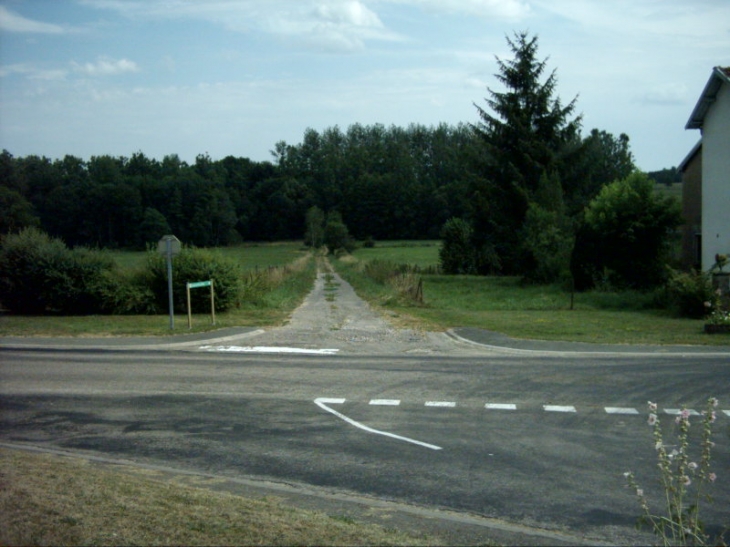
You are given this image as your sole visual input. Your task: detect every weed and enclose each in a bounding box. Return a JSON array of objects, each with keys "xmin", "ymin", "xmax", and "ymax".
[{"xmin": 624, "ymin": 398, "xmax": 724, "ymax": 546}]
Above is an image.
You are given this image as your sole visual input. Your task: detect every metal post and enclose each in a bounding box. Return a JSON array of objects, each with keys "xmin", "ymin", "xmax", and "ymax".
[{"xmin": 166, "ymin": 239, "xmax": 174, "ymax": 330}]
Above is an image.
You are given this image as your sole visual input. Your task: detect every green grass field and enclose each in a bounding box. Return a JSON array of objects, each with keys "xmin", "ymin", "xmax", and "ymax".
[
  {"xmin": 335, "ymin": 244, "xmax": 728, "ymax": 347},
  {"xmin": 352, "ymin": 241, "xmax": 440, "ymax": 268}
]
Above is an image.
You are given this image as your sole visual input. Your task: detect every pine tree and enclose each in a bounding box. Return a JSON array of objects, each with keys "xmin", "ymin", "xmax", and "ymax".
[{"xmin": 471, "ymin": 31, "xmax": 582, "ymax": 274}]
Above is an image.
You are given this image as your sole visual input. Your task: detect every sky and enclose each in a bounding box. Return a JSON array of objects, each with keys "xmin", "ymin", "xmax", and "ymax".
[{"xmin": 1, "ymin": 0, "xmax": 728, "ymax": 172}]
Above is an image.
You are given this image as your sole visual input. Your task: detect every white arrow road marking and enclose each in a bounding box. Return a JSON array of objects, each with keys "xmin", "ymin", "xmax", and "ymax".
[
  {"xmin": 314, "ymin": 398, "xmax": 442, "ymax": 451},
  {"xmin": 200, "ymin": 346, "xmax": 339, "ymax": 355}
]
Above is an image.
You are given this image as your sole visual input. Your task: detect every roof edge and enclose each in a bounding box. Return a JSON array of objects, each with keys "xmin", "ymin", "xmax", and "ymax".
[
  {"xmin": 678, "ymin": 139, "xmax": 702, "ymax": 173},
  {"xmin": 685, "ymin": 66, "xmax": 730, "ymax": 130}
]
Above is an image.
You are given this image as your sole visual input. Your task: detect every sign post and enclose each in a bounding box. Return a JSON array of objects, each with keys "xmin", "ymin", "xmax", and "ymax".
[
  {"xmin": 157, "ymin": 235, "xmax": 181, "ymax": 330},
  {"xmin": 186, "ymin": 279, "xmax": 215, "ymax": 329}
]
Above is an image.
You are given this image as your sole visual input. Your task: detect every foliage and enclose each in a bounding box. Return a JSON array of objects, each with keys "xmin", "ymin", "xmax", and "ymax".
[
  {"xmin": 710, "ymin": 254, "xmax": 728, "ymax": 274},
  {"xmin": 439, "ymin": 218, "xmax": 476, "ymax": 274},
  {"xmin": 0, "ymin": 228, "xmax": 117, "ymax": 314},
  {"xmin": 648, "ymin": 166, "xmax": 682, "ymax": 187},
  {"xmin": 520, "ymin": 171, "xmax": 574, "ymax": 283},
  {"xmin": 143, "ymin": 247, "xmax": 242, "ymax": 313},
  {"xmin": 323, "ymin": 211, "xmax": 355, "ymax": 254},
  {"xmin": 572, "ymin": 171, "xmax": 682, "ymax": 290},
  {"xmin": 471, "ymin": 31, "xmax": 582, "ymax": 274},
  {"xmin": 666, "ymin": 269, "xmax": 716, "ymax": 319},
  {"xmin": 624, "ymin": 399, "xmax": 721, "ymax": 546},
  {"xmin": 704, "ymin": 287, "xmax": 729, "ymax": 326},
  {"xmin": 0, "ymin": 185, "xmax": 40, "ymax": 234},
  {"xmin": 521, "ymin": 202, "xmax": 574, "ymax": 284},
  {"xmin": 304, "ymin": 206, "xmax": 325, "ymax": 248}
]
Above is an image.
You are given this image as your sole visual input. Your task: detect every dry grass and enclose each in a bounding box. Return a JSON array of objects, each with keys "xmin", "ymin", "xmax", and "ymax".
[{"xmin": 0, "ymin": 448, "xmax": 439, "ymax": 546}]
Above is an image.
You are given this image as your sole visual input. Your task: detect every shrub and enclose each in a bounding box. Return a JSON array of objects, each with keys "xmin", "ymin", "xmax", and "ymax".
[
  {"xmin": 666, "ymin": 269, "xmax": 715, "ymax": 319},
  {"xmin": 0, "ymin": 228, "xmax": 116, "ymax": 314},
  {"xmin": 572, "ymin": 172, "xmax": 682, "ymax": 290},
  {"xmin": 143, "ymin": 247, "xmax": 241, "ymax": 313},
  {"xmin": 439, "ymin": 217, "xmax": 476, "ymax": 274},
  {"xmin": 324, "ymin": 212, "xmax": 355, "ymax": 254}
]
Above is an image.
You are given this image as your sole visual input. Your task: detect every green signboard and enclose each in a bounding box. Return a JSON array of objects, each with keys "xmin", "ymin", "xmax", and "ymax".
[{"xmin": 187, "ymin": 280, "xmax": 212, "ymax": 289}]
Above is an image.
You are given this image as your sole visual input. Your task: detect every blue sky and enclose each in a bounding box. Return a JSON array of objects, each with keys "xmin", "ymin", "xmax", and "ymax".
[{"xmin": 1, "ymin": 0, "xmax": 728, "ymax": 171}]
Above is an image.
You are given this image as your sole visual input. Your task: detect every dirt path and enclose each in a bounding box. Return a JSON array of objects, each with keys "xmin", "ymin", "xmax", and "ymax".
[{"xmin": 245, "ymin": 258, "xmax": 462, "ymax": 355}]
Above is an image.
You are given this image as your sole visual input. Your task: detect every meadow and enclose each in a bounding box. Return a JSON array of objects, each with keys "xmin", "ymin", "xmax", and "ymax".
[
  {"xmin": 1, "ymin": 240, "xmax": 726, "ymax": 345},
  {"xmin": 335, "ymin": 241, "xmax": 726, "ymax": 346}
]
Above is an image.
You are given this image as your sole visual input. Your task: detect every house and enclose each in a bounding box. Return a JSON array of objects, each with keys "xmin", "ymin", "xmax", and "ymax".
[{"xmin": 681, "ymin": 66, "xmax": 730, "ymax": 272}]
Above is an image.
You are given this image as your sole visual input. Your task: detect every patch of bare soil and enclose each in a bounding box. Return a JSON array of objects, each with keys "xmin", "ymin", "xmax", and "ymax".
[{"xmin": 245, "ymin": 260, "xmax": 463, "ymax": 355}]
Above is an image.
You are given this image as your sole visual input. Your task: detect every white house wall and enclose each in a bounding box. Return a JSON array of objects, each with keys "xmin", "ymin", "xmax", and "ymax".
[{"xmin": 702, "ymin": 81, "xmax": 730, "ymax": 271}]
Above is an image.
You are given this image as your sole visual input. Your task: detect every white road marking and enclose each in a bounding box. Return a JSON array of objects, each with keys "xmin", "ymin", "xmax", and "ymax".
[
  {"xmin": 314, "ymin": 398, "xmax": 442, "ymax": 451},
  {"xmin": 425, "ymin": 401, "xmax": 456, "ymax": 407},
  {"xmin": 724, "ymin": 410, "xmax": 730, "ymax": 417},
  {"xmin": 485, "ymin": 403, "xmax": 517, "ymax": 410},
  {"xmin": 664, "ymin": 409, "xmax": 700, "ymax": 416},
  {"xmin": 199, "ymin": 345, "xmax": 339, "ymax": 355},
  {"xmin": 544, "ymin": 405, "xmax": 577, "ymax": 413},
  {"xmin": 605, "ymin": 407, "xmax": 640, "ymax": 415},
  {"xmin": 369, "ymin": 399, "xmax": 401, "ymax": 406}
]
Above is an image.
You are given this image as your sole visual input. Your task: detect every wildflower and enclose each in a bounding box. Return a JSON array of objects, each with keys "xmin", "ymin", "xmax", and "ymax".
[
  {"xmin": 704, "ymin": 301, "xmax": 712, "ymax": 308},
  {"xmin": 681, "ymin": 408, "xmax": 691, "ymax": 420},
  {"xmin": 709, "ymin": 397, "xmax": 719, "ymax": 408},
  {"xmin": 681, "ymin": 475, "xmax": 691, "ymax": 486},
  {"xmin": 688, "ymin": 462, "xmax": 698, "ymax": 471},
  {"xmin": 647, "ymin": 413, "xmax": 657, "ymax": 426},
  {"xmin": 709, "ymin": 473, "xmax": 717, "ymax": 483},
  {"xmin": 654, "ymin": 441, "xmax": 662, "ymax": 451},
  {"xmin": 648, "ymin": 401, "xmax": 657, "ymax": 412}
]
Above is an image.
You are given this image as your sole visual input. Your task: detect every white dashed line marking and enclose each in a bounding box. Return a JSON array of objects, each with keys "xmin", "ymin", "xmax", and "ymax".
[
  {"xmin": 425, "ymin": 401, "xmax": 457, "ymax": 407},
  {"xmin": 724, "ymin": 410, "xmax": 730, "ymax": 417},
  {"xmin": 485, "ymin": 403, "xmax": 517, "ymax": 410},
  {"xmin": 605, "ymin": 407, "xmax": 640, "ymax": 415},
  {"xmin": 369, "ymin": 399, "xmax": 401, "ymax": 406},
  {"xmin": 664, "ymin": 409, "xmax": 700, "ymax": 416},
  {"xmin": 544, "ymin": 405, "xmax": 577, "ymax": 413}
]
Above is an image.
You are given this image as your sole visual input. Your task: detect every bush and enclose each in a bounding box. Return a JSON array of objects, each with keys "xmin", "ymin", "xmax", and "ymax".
[
  {"xmin": 665, "ymin": 268, "xmax": 715, "ymax": 319},
  {"xmin": 143, "ymin": 247, "xmax": 241, "ymax": 313},
  {"xmin": 572, "ymin": 172, "xmax": 682, "ymax": 290},
  {"xmin": 324, "ymin": 212, "xmax": 355, "ymax": 254},
  {"xmin": 0, "ymin": 228, "xmax": 117, "ymax": 314},
  {"xmin": 439, "ymin": 218, "xmax": 476, "ymax": 274}
]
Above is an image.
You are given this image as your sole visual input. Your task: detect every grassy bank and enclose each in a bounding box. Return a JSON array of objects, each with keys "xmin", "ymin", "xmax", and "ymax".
[
  {"xmin": 0, "ymin": 448, "xmax": 439, "ymax": 546},
  {"xmin": 334, "ymin": 251, "xmax": 727, "ymax": 347},
  {"xmin": 0, "ymin": 243, "xmax": 316, "ymax": 337}
]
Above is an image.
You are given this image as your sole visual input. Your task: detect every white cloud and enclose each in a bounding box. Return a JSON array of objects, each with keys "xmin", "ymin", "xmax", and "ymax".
[
  {"xmin": 383, "ymin": 0, "xmax": 531, "ymax": 20},
  {"xmin": 0, "ymin": 5, "xmax": 66, "ymax": 33},
  {"xmin": 0, "ymin": 63, "xmax": 68, "ymax": 81},
  {"xmin": 78, "ymin": 0, "xmax": 402, "ymax": 52},
  {"xmin": 72, "ymin": 58, "xmax": 140, "ymax": 76}
]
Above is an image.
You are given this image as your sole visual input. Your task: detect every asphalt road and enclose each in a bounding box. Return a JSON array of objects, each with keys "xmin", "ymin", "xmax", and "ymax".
[{"xmin": 1, "ymin": 346, "xmax": 729, "ymax": 545}]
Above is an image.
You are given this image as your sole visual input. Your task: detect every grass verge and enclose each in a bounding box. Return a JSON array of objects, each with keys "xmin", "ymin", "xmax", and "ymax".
[
  {"xmin": 333, "ymin": 256, "xmax": 729, "ymax": 346},
  {"xmin": 0, "ymin": 448, "xmax": 439, "ymax": 546}
]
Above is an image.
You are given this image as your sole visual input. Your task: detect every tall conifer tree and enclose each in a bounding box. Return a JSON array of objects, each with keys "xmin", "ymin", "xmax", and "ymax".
[{"xmin": 471, "ymin": 32, "xmax": 582, "ymax": 274}]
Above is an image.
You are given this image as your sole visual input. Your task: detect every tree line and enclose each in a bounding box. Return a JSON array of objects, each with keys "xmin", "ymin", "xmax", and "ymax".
[{"xmin": 0, "ymin": 32, "xmax": 682, "ymax": 291}]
